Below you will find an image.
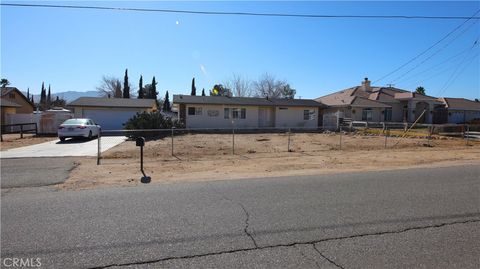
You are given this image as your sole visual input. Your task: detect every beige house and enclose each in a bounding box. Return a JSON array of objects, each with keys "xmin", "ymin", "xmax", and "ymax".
[
  {"xmin": 173, "ymin": 95, "xmax": 325, "ymax": 129},
  {"xmin": 316, "ymin": 78, "xmax": 442, "ymax": 128},
  {"xmin": 68, "ymin": 97, "xmax": 157, "ymax": 130},
  {"xmin": 435, "ymin": 97, "xmax": 480, "ymax": 124},
  {"xmin": 1, "ymin": 87, "xmax": 35, "ymax": 124}
]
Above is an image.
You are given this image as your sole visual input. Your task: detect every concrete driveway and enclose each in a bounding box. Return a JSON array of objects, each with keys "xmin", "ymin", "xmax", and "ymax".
[{"xmin": 0, "ymin": 136, "xmax": 125, "ymax": 158}]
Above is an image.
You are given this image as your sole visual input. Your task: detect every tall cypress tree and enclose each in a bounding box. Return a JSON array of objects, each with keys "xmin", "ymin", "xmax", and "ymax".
[
  {"xmin": 47, "ymin": 85, "xmax": 51, "ymax": 109},
  {"xmin": 151, "ymin": 76, "xmax": 158, "ymax": 104},
  {"xmin": 202, "ymin": 88, "xmax": 206, "ymax": 96},
  {"xmin": 27, "ymin": 88, "xmax": 30, "ymax": 99},
  {"xmin": 40, "ymin": 82, "xmax": 46, "ymax": 110},
  {"xmin": 123, "ymin": 69, "xmax": 130, "ymax": 98},
  {"xmin": 138, "ymin": 75, "xmax": 144, "ymax": 99},
  {"xmin": 163, "ymin": 91, "xmax": 171, "ymax": 112},
  {"xmin": 191, "ymin": 77, "xmax": 196, "ymax": 96}
]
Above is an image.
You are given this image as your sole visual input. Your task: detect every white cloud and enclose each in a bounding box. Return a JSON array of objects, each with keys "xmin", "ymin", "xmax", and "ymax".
[{"xmin": 200, "ymin": 64, "xmax": 208, "ymax": 76}]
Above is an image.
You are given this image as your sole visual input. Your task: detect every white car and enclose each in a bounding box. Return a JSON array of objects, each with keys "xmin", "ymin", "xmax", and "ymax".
[{"xmin": 58, "ymin": 118, "xmax": 101, "ymax": 141}]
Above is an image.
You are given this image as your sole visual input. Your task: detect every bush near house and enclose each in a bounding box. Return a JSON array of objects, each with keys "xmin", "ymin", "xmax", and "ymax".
[{"xmin": 124, "ymin": 111, "xmax": 183, "ymax": 138}]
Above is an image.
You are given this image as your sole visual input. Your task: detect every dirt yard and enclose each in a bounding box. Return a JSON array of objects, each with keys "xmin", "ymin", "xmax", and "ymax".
[
  {"xmin": 60, "ymin": 132, "xmax": 480, "ymax": 190},
  {"xmin": 0, "ymin": 134, "xmax": 57, "ymax": 151}
]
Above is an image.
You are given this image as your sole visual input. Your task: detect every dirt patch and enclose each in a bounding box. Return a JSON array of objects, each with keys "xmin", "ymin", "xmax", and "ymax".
[
  {"xmin": 59, "ymin": 132, "xmax": 480, "ymax": 190},
  {"xmin": 1, "ymin": 134, "xmax": 57, "ymax": 151}
]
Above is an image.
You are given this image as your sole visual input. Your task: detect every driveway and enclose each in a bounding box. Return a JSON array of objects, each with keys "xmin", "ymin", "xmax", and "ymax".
[
  {"xmin": 1, "ymin": 157, "xmax": 78, "ymax": 188},
  {"xmin": 0, "ymin": 136, "xmax": 125, "ymax": 158}
]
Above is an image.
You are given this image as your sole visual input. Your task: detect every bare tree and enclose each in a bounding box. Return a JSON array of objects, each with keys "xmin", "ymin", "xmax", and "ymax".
[
  {"xmin": 224, "ymin": 74, "xmax": 252, "ymax": 97},
  {"xmin": 96, "ymin": 76, "xmax": 135, "ymax": 98},
  {"xmin": 96, "ymin": 76, "xmax": 122, "ymax": 98},
  {"xmin": 253, "ymin": 73, "xmax": 291, "ymax": 98}
]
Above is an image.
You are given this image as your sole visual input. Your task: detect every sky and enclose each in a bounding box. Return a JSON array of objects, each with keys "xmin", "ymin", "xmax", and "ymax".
[{"xmin": 1, "ymin": 1, "xmax": 479, "ymax": 100}]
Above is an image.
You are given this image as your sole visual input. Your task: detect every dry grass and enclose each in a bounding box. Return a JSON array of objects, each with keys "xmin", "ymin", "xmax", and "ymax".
[{"xmin": 59, "ymin": 132, "xmax": 480, "ymax": 190}]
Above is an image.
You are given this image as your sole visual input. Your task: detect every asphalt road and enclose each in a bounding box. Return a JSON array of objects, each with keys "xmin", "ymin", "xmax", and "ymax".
[
  {"xmin": 1, "ymin": 157, "xmax": 78, "ymax": 188},
  {"xmin": 1, "ymin": 165, "xmax": 479, "ymax": 268},
  {"xmin": 0, "ymin": 136, "xmax": 125, "ymax": 158}
]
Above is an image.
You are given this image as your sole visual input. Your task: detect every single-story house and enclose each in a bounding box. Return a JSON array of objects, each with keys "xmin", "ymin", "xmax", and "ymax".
[
  {"xmin": 316, "ymin": 78, "xmax": 443, "ymax": 128},
  {"xmin": 435, "ymin": 97, "xmax": 480, "ymax": 124},
  {"xmin": 173, "ymin": 95, "xmax": 325, "ymax": 129},
  {"xmin": 67, "ymin": 97, "xmax": 157, "ymax": 130},
  {"xmin": 1, "ymin": 87, "xmax": 35, "ymax": 124}
]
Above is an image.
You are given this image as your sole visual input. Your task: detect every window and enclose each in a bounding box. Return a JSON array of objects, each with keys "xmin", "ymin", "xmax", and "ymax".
[
  {"xmin": 303, "ymin": 109, "xmax": 315, "ymax": 120},
  {"xmin": 240, "ymin": 108, "xmax": 246, "ymax": 119},
  {"xmin": 188, "ymin": 107, "xmax": 196, "ymax": 115},
  {"xmin": 232, "ymin": 108, "xmax": 239, "ymax": 119},
  {"xmin": 384, "ymin": 108, "xmax": 392, "ymax": 121},
  {"xmin": 362, "ymin": 108, "xmax": 373, "ymax": 121},
  {"xmin": 224, "ymin": 108, "xmax": 230, "ymax": 119}
]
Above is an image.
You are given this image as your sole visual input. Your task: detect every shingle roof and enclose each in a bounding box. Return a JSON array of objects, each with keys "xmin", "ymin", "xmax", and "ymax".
[
  {"xmin": 315, "ymin": 87, "xmax": 390, "ymax": 108},
  {"xmin": 173, "ymin": 95, "xmax": 325, "ymax": 107},
  {"xmin": 440, "ymin": 97, "xmax": 480, "ymax": 111},
  {"xmin": 316, "ymin": 83, "xmax": 440, "ymax": 107},
  {"xmin": 68, "ymin": 97, "xmax": 156, "ymax": 108},
  {"xmin": 0, "ymin": 98, "xmax": 22, "ymax": 107}
]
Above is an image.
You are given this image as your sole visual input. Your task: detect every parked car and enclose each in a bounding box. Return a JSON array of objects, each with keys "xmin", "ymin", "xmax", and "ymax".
[{"xmin": 58, "ymin": 118, "xmax": 101, "ymax": 141}]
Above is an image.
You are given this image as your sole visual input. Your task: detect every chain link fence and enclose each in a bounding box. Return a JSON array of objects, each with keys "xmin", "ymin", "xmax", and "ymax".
[{"xmin": 96, "ymin": 125, "xmax": 480, "ymax": 165}]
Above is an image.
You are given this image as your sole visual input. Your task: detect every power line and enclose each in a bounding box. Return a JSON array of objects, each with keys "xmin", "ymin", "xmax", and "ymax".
[
  {"xmin": 2, "ymin": 3, "xmax": 480, "ymax": 20},
  {"xmin": 390, "ymin": 20, "xmax": 479, "ymax": 84},
  {"xmin": 372, "ymin": 9, "xmax": 480, "ymax": 84},
  {"xmin": 401, "ymin": 39, "xmax": 478, "ymax": 86}
]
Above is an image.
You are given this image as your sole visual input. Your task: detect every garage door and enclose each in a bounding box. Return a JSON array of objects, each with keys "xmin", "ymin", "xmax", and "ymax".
[{"xmin": 83, "ymin": 109, "xmax": 140, "ymax": 130}]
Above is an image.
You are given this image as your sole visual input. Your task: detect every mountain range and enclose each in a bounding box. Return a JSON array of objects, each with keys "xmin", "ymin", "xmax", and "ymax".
[{"xmin": 24, "ymin": 90, "xmax": 99, "ymax": 103}]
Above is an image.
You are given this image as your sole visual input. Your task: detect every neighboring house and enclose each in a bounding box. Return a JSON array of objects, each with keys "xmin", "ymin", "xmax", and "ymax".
[
  {"xmin": 1, "ymin": 87, "xmax": 35, "ymax": 124},
  {"xmin": 435, "ymin": 97, "xmax": 480, "ymax": 124},
  {"xmin": 173, "ymin": 95, "xmax": 325, "ymax": 129},
  {"xmin": 67, "ymin": 97, "xmax": 157, "ymax": 130},
  {"xmin": 316, "ymin": 78, "xmax": 442, "ymax": 128}
]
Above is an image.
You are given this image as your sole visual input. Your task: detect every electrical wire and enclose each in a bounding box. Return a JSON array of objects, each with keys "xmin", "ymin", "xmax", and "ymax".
[
  {"xmin": 372, "ymin": 9, "xmax": 480, "ymax": 84},
  {"xmin": 390, "ymin": 20, "xmax": 479, "ymax": 84},
  {"xmin": 1, "ymin": 3, "xmax": 480, "ymax": 20}
]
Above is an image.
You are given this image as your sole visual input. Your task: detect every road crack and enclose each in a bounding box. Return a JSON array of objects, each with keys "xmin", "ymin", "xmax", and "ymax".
[
  {"xmin": 89, "ymin": 217, "xmax": 480, "ymax": 268},
  {"xmin": 208, "ymin": 183, "xmax": 258, "ymax": 248},
  {"xmin": 312, "ymin": 244, "xmax": 345, "ymax": 269}
]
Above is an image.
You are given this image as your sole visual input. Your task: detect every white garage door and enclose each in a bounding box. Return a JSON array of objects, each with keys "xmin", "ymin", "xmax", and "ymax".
[{"xmin": 83, "ymin": 109, "xmax": 140, "ymax": 130}]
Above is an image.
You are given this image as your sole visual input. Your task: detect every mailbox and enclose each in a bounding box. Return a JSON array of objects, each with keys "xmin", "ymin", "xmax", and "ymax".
[{"xmin": 136, "ymin": 137, "xmax": 145, "ymax": 147}]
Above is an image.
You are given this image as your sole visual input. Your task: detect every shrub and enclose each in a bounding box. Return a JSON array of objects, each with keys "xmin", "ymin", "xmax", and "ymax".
[{"xmin": 124, "ymin": 111, "xmax": 184, "ymax": 138}]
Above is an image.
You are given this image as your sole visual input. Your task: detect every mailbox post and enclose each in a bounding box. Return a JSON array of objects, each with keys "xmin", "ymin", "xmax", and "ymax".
[{"xmin": 136, "ymin": 137, "xmax": 150, "ymax": 183}]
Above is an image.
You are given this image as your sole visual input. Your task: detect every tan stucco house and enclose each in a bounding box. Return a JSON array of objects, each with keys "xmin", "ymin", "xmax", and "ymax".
[
  {"xmin": 68, "ymin": 97, "xmax": 157, "ymax": 130},
  {"xmin": 1, "ymin": 87, "xmax": 35, "ymax": 124},
  {"xmin": 316, "ymin": 78, "xmax": 443, "ymax": 128},
  {"xmin": 435, "ymin": 97, "xmax": 480, "ymax": 124},
  {"xmin": 173, "ymin": 95, "xmax": 325, "ymax": 129}
]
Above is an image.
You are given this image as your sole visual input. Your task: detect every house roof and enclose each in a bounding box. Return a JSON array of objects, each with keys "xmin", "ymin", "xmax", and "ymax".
[
  {"xmin": 0, "ymin": 98, "xmax": 22, "ymax": 107},
  {"xmin": 440, "ymin": 97, "xmax": 480, "ymax": 111},
  {"xmin": 173, "ymin": 95, "xmax": 325, "ymax": 107},
  {"xmin": 68, "ymin": 97, "xmax": 157, "ymax": 108},
  {"xmin": 316, "ymin": 82, "xmax": 440, "ymax": 108},
  {"xmin": 1, "ymin": 87, "xmax": 34, "ymax": 108},
  {"xmin": 315, "ymin": 87, "xmax": 390, "ymax": 108}
]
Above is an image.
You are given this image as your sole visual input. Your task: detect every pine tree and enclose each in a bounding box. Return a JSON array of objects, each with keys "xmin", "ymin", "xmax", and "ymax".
[
  {"xmin": 202, "ymin": 88, "xmax": 206, "ymax": 96},
  {"xmin": 191, "ymin": 77, "xmax": 196, "ymax": 96},
  {"xmin": 27, "ymin": 88, "xmax": 30, "ymax": 99},
  {"xmin": 151, "ymin": 76, "xmax": 158, "ymax": 105},
  {"xmin": 31, "ymin": 95, "xmax": 34, "ymax": 105},
  {"xmin": 138, "ymin": 75, "xmax": 144, "ymax": 99},
  {"xmin": 47, "ymin": 85, "xmax": 52, "ymax": 109},
  {"xmin": 123, "ymin": 69, "xmax": 130, "ymax": 98},
  {"xmin": 40, "ymin": 82, "xmax": 46, "ymax": 110},
  {"xmin": 163, "ymin": 91, "xmax": 171, "ymax": 112}
]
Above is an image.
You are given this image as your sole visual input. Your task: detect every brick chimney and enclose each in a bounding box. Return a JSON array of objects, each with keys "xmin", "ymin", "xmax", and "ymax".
[{"xmin": 361, "ymin": 77, "xmax": 371, "ymax": 92}]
